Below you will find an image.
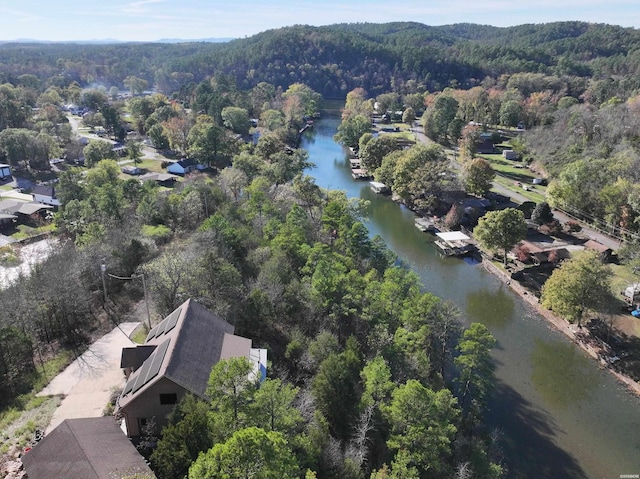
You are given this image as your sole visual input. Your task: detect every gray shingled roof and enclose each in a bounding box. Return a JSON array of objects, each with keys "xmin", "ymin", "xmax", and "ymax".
[
  {"xmin": 31, "ymin": 185, "xmax": 56, "ymax": 198},
  {"xmin": 118, "ymin": 299, "xmax": 236, "ymax": 408},
  {"xmin": 0, "ymin": 199, "xmax": 53, "ymax": 215},
  {"xmin": 21, "ymin": 417, "xmax": 155, "ymax": 479}
]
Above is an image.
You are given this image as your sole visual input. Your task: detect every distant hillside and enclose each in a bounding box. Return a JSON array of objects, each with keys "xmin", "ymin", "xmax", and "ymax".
[{"xmin": 0, "ymin": 21, "xmax": 639, "ymax": 97}]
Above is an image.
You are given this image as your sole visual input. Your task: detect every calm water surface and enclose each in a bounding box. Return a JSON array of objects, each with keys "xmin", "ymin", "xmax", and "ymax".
[{"xmin": 302, "ymin": 117, "xmax": 640, "ymax": 479}]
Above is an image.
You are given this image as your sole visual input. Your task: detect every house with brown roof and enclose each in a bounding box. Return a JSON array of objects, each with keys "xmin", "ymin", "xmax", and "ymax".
[
  {"xmin": 116, "ymin": 299, "xmax": 267, "ymax": 437},
  {"xmin": 583, "ymin": 239, "xmax": 614, "ymax": 263},
  {"xmin": 21, "ymin": 417, "xmax": 155, "ymax": 479}
]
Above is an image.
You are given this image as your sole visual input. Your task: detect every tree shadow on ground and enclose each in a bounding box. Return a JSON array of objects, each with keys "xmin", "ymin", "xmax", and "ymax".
[{"xmin": 486, "ymin": 378, "xmax": 587, "ymax": 479}]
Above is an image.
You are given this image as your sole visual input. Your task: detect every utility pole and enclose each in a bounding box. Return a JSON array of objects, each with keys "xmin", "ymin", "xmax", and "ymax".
[
  {"xmin": 100, "ymin": 260, "xmax": 107, "ymax": 304},
  {"xmin": 140, "ymin": 273, "xmax": 152, "ymax": 331},
  {"xmin": 102, "ymin": 262, "xmax": 153, "ymax": 331}
]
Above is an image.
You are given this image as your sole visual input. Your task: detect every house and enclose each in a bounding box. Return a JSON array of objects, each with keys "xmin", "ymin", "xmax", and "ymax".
[
  {"xmin": 116, "ymin": 299, "xmax": 267, "ymax": 437},
  {"xmin": 0, "ymin": 163, "xmax": 11, "ymax": 180},
  {"xmin": 583, "ymin": 239, "xmax": 614, "ymax": 262},
  {"xmin": 138, "ymin": 172, "xmax": 179, "ymax": 186},
  {"xmin": 121, "ymin": 165, "xmax": 142, "ymax": 175},
  {"xmin": 0, "ymin": 199, "xmax": 53, "ymax": 222},
  {"xmin": 502, "ymin": 150, "xmax": 517, "ymax": 160},
  {"xmin": 167, "ymin": 158, "xmax": 198, "ymax": 175},
  {"xmin": 21, "ymin": 417, "xmax": 155, "ymax": 479},
  {"xmin": 31, "ymin": 185, "xmax": 61, "ymax": 207},
  {"xmin": 476, "ymin": 139, "xmax": 495, "ymax": 154}
]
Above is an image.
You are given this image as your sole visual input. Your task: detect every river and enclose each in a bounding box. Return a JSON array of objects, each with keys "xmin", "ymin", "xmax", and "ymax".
[{"xmin": 302, "ymin": 117, "xmax": 640, "ymax": 479}]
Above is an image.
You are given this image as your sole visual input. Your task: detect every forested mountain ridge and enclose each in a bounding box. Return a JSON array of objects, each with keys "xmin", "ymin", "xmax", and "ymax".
[{"xmin": 1, "ymin": 21, "xmax": 640, "ymax": 97}]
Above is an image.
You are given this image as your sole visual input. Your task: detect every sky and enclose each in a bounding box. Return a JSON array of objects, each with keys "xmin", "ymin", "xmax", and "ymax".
[{"xmin": 1, "ymin": 0, "xmax": 639, "ymax": 42}]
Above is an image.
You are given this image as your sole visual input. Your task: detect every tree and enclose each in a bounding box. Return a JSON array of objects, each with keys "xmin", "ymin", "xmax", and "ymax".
[
  {"xmin": 188, "ymin": 427, "xmax": 298, "ymax": 479},
  {"xmin": 402, "ymin": 107, "xmax": 416, "ymax": 124},
  {"xmin": 499, "ymin": 99, "xmax": 523, "ymax": 127},
  {"xmin": 162, "ymin": 116, "xmax": 190, "ymax": 154},
  {"xmin": 455, "ymin": 323, "xmax": 496, "ymax": 414},
  {"xmin": 334, "ymin": 114, "xmax": 371, "ymax": 148},
  {"xmin": 423, "ymin": 94, "xmax": 459, "ymax": 144},
  {"xmin": 385, "ymin": 380, "xmax": 458, "ymax": 477},
  {"xmin": 150, "ymin": 394, "xmax": 213, "ymax": 479},
  {"xmin": 342, "ymin": 88, "xmax": 372, "ymax": 119},
  {"xmin": 127, "ymin": 141, "xmax": 143, "ymax": 165},
  {"xmin": 206, "ymin": 357, "xmax": 256, "ymax": 434},
  {"xmin": 462, "ymin": 157, "xmax": 495, "ymax": 197},
  {"xmin": 187, "ymin": 115, "xmax": 228, "ymax": 167},
  {"xmin": 124, "ymin": 76, "xmax": 149, "ymax": 96},
  {"xmin": 531, "ymin": 201, "xmax": 554, "ymax": 226},
  {"xmin": 541, "ymin": 251, "xmax": 613, "ymax": 327},
  {"xmin": 474, "ymin": 208, "xmax": 527, "ymax": 265},
  {"xmin": 249, "ymin": 378, "xmax": 303, "ymax": 434},
  {"xmin": 312, "ymin": 339, "xmax": 362, "ymax": 440},
  {"xmin": 359, "ymin": 135, "xmax": 400, "ymax": 173},
  {"xmin": 221, "ymin": 106, "xmax": 250, "ymax": 135},
  {"xmin": 83, "ymin": 140, "xmax": 115, "ymax": 168},
  {"xmin": 148, "ymin": 123, "xmax": 169, "ymax": 149}
]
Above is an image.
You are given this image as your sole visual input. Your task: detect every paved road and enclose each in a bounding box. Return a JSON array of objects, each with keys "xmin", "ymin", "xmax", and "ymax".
[
  {"xmin": 410, "ymin": 125, "xmax": 623, "ymax": 250},
  {"xmin": 38, "ymin": 322, "xmax": 139, "ymax": 434}
]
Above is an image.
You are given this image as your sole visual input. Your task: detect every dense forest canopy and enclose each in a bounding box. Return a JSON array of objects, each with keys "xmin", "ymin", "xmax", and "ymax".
[{"xmin": 1, "ymin": 21, "xmax": 640, "ymax": 98}]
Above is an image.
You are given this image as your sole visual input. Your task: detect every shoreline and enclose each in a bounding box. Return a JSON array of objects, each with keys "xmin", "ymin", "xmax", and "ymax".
[{"xmin": 480, "ymin": 259, "xmax": 640, "ymax": 397}]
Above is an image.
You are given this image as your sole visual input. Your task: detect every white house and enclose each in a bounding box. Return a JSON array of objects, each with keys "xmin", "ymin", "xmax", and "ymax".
[
  {"xmin": 31, "ymin": 185, "xmax": 61, "ymax": 207},
  {"xmin": 167, "ymin": 158, "xmax": 199, "ymax": 176}
]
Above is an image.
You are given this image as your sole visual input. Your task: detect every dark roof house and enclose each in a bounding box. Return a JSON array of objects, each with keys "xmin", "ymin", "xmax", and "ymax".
[
  {"xmin": 21, "ymin": 417, "xmax": 155, "ymax": 479},
  {"xmin": 116, "ymin": 299, "xmax": 267, "ymax": 437},
  {"xmin": 167, "ymin": 158, "xmax": 198, "ymax": 175}
]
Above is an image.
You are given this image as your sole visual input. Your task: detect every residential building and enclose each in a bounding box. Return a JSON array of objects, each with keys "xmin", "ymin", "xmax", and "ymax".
[
  {"xmin": 116, "ymin": 299, "xmax": 267, "ymax": 437},
  {"xmin": 21, "ymin": 417, "xmax": 155, "ymax": 479},
  {"xmin": 31, "ymin": 185, "xmax": 61, "ymax": 207}
]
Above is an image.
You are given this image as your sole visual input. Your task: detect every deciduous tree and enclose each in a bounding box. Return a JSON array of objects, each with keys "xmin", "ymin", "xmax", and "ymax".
[
  {"xmin": 474, "ymin": 208, "xmax": 527, "ymax": 265},
  {"xmin": 541, "ymin": 251, "xmax": 613, "ymax": 327},
  {"xmin": 462, "ymin": 157, "xmax": 495, "ymax": 197}
]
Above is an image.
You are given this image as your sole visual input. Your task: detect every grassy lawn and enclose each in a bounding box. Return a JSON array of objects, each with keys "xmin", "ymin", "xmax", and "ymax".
[
  {"xmin": 609, "ymin": 263, "xmax": 640, "ymax": 298},
  {"xmin": 8, "ymin": 223, "xmax": 56, "ymax": 240}
]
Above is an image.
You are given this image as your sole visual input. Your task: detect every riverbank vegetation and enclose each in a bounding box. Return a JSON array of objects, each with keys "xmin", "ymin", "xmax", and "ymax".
[{"xmin": 1, "ymin": 18, "xmax": 640, "ymax": 475}]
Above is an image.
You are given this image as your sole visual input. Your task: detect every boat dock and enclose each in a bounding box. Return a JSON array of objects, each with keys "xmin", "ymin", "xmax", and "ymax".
[
  {"xmin": 434, "ymin": 231, "xmax": 476, "ymax": 256},
  {"xmin": 415, "ymin": 217, "xmax": 439, "ymax": 232},
  {"xmin": 370, "ymin": 181, "xmax": 389, "ymax": 194}
]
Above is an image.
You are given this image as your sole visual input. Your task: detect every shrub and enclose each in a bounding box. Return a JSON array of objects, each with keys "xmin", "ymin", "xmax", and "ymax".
[
  {"xmin": 142, "ymin": 224, "xmax": 172, "ymax": 245},
  {"xmin": 565, "ymin": 220, "xmax": 582, "ymax": 233}
]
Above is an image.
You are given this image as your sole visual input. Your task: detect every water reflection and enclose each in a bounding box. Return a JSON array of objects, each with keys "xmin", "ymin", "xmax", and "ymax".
[
  {"xmin": 530, "ymin": 338, "xmax": 599, "ymax": 410},
  {"xmin": 465, "ymin": 285, "xmax": 515, "ymax": 329},
  {"xmin": 303, "ymin": 115, "xmax": 640, "ymax": 478},
  {"xmin": 489, "ymin": 379, "xmax": 587, "ymax": 479}
]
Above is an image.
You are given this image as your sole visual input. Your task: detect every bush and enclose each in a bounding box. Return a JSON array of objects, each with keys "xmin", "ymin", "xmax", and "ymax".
[
  {"xmin": 142, "ymin": 224, "xmax": 172, "ymax": 245},
  {"xmin": 565, "ymin": 220, "xmax": 582, "ymax": 233}
]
